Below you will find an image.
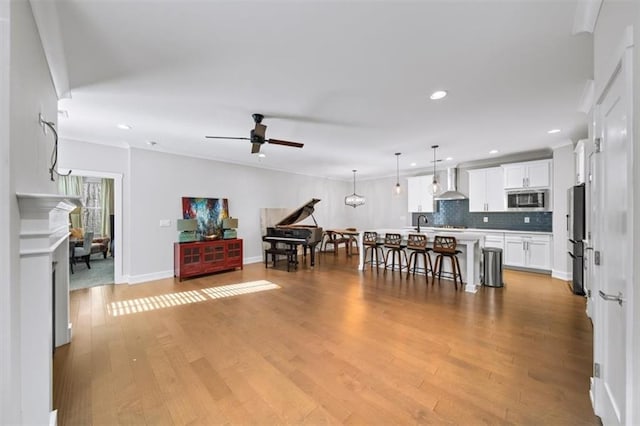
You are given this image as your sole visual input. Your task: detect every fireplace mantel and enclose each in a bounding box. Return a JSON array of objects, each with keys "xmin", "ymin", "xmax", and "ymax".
[{"xmin": 16, "ymin": 192, "xmax": 81, "ymax": 426}]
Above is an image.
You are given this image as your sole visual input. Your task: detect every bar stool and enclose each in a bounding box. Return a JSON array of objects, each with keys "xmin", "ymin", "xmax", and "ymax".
[
  {"xmin": 363, "ymin": 231, "xmax": 385, "ymax": 270},
  {"xmin": 432, "ymin": 236, "xmax": 463, "ymax": 289},
  {"xmin": 383, "ymin": 233, "xmax": 408, "ymax": 275},
  {"xmin": 405, "ymin": 234, "xmax": 434, "ymax": 282}
]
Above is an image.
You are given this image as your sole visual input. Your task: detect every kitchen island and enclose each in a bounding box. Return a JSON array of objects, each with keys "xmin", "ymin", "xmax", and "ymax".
[{"xmin": 358, "ymin": 228, "xmax": 485, "ymax": 293}]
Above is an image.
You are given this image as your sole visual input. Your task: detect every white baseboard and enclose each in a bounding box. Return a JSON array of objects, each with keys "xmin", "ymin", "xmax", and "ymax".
[
  {"xmin": 552, "ymin": 269, "xmax": 571, "ymax": 281},
  {"xmin": 126, "ymin": 270, "xmax": 174, "ymax": 285},
  {"xmin": 244, "ymin": 256, "xmax": 262, "ymax": 264}
]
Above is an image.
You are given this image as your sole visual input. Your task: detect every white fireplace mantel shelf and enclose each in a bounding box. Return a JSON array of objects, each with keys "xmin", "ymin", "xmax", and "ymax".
[{"xmin": 16, "ymin": 192, "xmax": 81, "ymax": 426}]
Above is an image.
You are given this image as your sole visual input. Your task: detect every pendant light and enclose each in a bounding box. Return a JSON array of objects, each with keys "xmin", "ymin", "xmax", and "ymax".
[
  {"xmin": 394, "ymin": 152, "xmax": 402, "ymax": 195},
  {"xmin": 431, "ymin": 145, "xmax": 441, "ymax": 195},
  {"xmin": 345, "ymin": 169, "xmax": 366, "ymax": 208}
]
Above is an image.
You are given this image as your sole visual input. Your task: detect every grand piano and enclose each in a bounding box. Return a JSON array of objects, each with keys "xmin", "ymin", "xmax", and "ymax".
[{"xmin": 263, "ymin": 198, "xmax": 323, "ymax": 266}]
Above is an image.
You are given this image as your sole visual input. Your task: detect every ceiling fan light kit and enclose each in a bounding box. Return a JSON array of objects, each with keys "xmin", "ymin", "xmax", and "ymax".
[
  {"xmin": 345, "ymin": 169, "xmax": 366, "ymax": 208},
  {"xmin": 206, "ymin": 113, "xmax": 304, "ymax": 154}
]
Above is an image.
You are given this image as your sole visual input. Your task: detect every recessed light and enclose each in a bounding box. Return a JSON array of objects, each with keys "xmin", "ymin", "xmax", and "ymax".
[
  {"xmin": 410, "ymin": 162, "xmax": 417, "ymax": 167},
  {"xmin": 489, "ymin": 150, "xmax": 499, "ymax": 154},
  {"xmin": 430, "ymin": 90, "xmax": 448, "ymax": 100},
  {"xmin": 547, "ymin": 129, "xmax": 561, "ymax": 134},
  {"xmin": 258, "ymin": 153, "xmax": 266, "ymax": 158},
  {"xmin": 445, "ymin": 157, "xmax": 453, "ymax": 161},
  {"xmin": 117, "ymin": 124, "xmax": 132, "ymax": 130},
  {"xmin": 147, "ymin": 141, "xmax": 157, "ymax": 146}
]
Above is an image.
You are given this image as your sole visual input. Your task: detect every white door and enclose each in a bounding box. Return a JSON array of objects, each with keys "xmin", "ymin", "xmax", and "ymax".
[{"xmin": 592, "ymin": 38, "xmax": 633, "ymax": 425}]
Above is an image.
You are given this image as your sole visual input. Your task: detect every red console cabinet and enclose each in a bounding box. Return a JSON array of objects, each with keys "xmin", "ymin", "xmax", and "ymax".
[{"xmin": 174, "ymin": 239, "xmax": 243, "ymax": 281}]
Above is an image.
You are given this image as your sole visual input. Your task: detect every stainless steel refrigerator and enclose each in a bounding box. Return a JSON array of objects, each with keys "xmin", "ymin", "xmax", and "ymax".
[{"xmin": 567, "ymin": 184, "xmax": 585, "ymax": 295}]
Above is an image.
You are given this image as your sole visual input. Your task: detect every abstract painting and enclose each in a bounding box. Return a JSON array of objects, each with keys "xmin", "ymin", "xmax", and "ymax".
[{"xmin": 181, "ymin": 197, "xmax": 229, "ymax": 240}]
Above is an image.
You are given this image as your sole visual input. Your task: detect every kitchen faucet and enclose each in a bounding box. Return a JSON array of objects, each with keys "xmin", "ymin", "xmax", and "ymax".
[{"xmin": 416, "ymin": 214, "xmax": 428, "ymax": 232}]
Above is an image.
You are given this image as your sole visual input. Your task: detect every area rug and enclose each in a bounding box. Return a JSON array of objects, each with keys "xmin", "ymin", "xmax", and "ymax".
[{"xmin": 70, "ymin": 256, "xmax": 114, "ymax": 291}]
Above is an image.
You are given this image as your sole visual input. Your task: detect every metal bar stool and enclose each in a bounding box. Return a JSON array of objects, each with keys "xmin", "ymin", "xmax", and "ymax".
[
  {"xmin": 363, "ymin": 231, "xmax": 385, "ymax": 270},
  {"xmin": 383, "ymin": 233, "xmax": 408, "ymax": 276},
  {"xmin": 405, "ymin": 233, "xmax": 434, "ymax": 282},
  {"xmin": 432, "ymin": 236, "xmax": 463, "ymax": 289}
]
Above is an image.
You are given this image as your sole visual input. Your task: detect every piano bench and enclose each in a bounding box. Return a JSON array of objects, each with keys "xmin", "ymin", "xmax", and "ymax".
[{"xmin": 265, "ymin": 247, "xmax": 298, "ymax": 272}]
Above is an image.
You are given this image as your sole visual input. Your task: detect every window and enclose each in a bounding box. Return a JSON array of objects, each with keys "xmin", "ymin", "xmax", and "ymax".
[{"xmin": 82, "ymin": 178, "xmax": 102, "ymax": 235}]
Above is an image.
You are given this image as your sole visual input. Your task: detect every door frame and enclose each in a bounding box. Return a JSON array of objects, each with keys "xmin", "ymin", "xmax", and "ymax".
[
  {"xmin": 61, "ymin": 168, "xmax": 124, "ymax": 284},
  {"xmin": 591, "ymin": 26, "xmax": 638, "ymax": 425}
]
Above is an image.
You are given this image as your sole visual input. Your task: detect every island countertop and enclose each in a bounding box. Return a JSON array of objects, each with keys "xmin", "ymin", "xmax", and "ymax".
[{"xmin": 358, "ymin": 228, "xmax": 485, "ymax": 293}]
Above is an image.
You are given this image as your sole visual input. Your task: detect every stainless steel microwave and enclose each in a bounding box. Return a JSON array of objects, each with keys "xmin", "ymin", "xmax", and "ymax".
[{"xmin": 506, "ymin": 189, "xmax": 550, "ymax": 211}]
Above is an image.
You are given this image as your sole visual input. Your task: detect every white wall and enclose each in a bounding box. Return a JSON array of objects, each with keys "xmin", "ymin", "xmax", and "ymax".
[
  {"xmin": 128, "ymin": 148, "xmax": 352, "ymax": 278},
  {"xmin": 58, "ymin": 138, "xmax": 129, "ymax": 278},
  {"xmin": 0, "ymin": 1, "xmax": 12, "ymax": 422},
  {"xmin": 1, "ymin": 0, "xmax": 58, "ymax": 423},
  {"xmin": 58, "ymin": 143, "xmax": 354, "ymax": 281},
  {"xmin": 552, "ymin": 143, "xmax": 574, "ymax": 280},
  {"xmin": 349, "ymin": 175, "xmax": 411, "ymax": 230}
]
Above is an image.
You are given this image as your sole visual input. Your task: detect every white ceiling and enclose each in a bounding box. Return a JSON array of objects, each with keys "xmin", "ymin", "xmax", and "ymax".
[{"xmin": 52, "ymin": 1, "xmax": 593, "ymax": 181}]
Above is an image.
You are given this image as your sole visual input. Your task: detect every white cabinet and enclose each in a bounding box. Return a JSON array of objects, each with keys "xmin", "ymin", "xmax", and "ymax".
[
  {"xmin": 468, "ymin": 167, "xmax": 504, "ymax": 212},
  {"xmin": 503, "ymin": 233, "xmax": 552, "ymax": 270},
  {"xmin": 407, "ymin": 175, "xmax": 434, "ymax": 212},
  {"xmin": 503, "ymin": 160, "xmax": 552, "ymax": 190}
]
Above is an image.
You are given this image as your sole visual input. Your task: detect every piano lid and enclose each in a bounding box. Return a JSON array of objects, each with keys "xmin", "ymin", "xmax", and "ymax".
[{"xmin": 275, "ymin": 198, "xmax": 321, "ymax": 227}]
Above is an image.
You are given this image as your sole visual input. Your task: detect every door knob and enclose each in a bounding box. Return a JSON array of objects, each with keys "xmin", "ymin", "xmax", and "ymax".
[{"xmin": 599, "ymin": 290, "xmax": 624, "ymax": 306}]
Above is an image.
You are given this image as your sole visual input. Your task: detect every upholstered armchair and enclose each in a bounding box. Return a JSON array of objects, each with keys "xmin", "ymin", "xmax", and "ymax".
[
  {"xmin": 72, "ymin": 231, "xmax": 94, "ymax": 271},
  {"xmin": 70, "ymin": 232, "xmax": 111, "ymax": 273}
]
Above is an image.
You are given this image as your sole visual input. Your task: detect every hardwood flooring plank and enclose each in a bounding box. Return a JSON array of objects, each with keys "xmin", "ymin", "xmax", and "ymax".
[{"xmin": 53, "ymin": 252, "xmax": 600, "ymax": 425}]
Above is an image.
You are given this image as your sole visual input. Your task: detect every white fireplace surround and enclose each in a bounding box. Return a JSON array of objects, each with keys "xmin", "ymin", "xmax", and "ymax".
[{"xmin": 16, "ymin": 193, "xmax": 81, "ymax": 426}]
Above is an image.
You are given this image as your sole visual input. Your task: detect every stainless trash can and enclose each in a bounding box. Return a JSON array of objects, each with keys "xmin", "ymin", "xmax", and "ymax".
[{"xmin": 482, "ymin": 247, "xmax": 504, "ymax": 287}]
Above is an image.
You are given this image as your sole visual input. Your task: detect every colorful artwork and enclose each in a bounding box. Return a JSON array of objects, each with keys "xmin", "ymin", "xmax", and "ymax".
[{"xmin": 181, "ymin": 197, "xmax": 229, "ymax": 240}]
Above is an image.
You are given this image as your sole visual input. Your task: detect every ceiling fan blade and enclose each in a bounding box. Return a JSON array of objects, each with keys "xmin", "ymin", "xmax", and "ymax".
[
  {"xmin": 267, "ymin": 138, "xmax": 304, "ymax": 148},
  {"xmin": 251, "ymin": 143, "xmax": 261, "ymax": 154},
  {"xmin": 205, "ymin": 136, "xmax": 250, "ymax": 140}
]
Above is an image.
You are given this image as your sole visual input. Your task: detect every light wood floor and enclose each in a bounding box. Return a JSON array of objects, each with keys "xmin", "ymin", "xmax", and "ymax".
[{"xmin": 54, "ymin": 251, "xmax": 600, "ymax": 425}]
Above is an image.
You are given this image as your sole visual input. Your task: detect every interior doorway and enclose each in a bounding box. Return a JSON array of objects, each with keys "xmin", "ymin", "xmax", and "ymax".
[{"xmin": 59, "ymin": 169, "xmax": 124, "ymax": 286}]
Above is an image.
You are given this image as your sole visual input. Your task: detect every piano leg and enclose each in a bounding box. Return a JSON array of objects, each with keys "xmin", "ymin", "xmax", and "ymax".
[{"xmin": 309, "ymin": 243, "xmax": 317, "ymax": 266}]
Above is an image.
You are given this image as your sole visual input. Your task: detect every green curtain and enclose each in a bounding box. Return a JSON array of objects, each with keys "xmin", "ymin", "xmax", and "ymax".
[
  {"xmin": 58, "ymin": 175, "xmax": 83, "ymax": 196},
  {"xmin": 58, "ymin": 175, "xmax": 84, "ymax": 228},
  {"xmin": 100, "ymin": 178, "xmax": 114, "ymax": 238}
]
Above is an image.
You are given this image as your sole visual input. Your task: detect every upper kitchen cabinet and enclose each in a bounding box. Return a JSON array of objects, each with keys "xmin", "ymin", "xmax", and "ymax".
[
  {"xmin": 503, "ymin": 159, "xmax": 552, "ymax": 190},
  {"xmin": 407, "ymin": 175, "xmax": 434, "ymax": 212},
  {"xmin": 468, "ymin": 167, "xmax": 504, "ymax": 212}
]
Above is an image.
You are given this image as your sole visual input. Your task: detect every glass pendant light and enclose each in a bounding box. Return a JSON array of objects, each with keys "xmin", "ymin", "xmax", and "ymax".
[
  {"xmin": 431, "ymin": 145, "xmax": 441, "ymax": 195},
  {"xmin": 345, "ymin": 169, "xmax": 366, "ymax": 208},
  {"xmin": 394, "ymin": 152, "xmax": 402, "ymax": 195}
]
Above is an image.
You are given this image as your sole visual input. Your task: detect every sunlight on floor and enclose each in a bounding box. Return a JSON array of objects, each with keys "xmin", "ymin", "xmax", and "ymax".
[{"xmin": 107, "ymin": 280, "xmax": 280, "ymax": 317}]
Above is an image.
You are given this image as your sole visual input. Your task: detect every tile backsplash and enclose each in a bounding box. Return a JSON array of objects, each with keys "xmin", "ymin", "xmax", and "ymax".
[{"xmin": 411, "ymin": 199, "xmax": 552, "ymax": 232}]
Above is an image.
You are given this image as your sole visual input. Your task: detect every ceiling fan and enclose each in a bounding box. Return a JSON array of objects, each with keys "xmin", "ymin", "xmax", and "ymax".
[{"xmin": 205, "ymin": 113, "xmax": 304, "ymax": 154}]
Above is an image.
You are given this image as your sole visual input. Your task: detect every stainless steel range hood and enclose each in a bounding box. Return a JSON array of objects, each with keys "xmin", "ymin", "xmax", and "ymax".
[{"xmin": 434, "ymin": 168, "xmax": 467, "ymax": 200}]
